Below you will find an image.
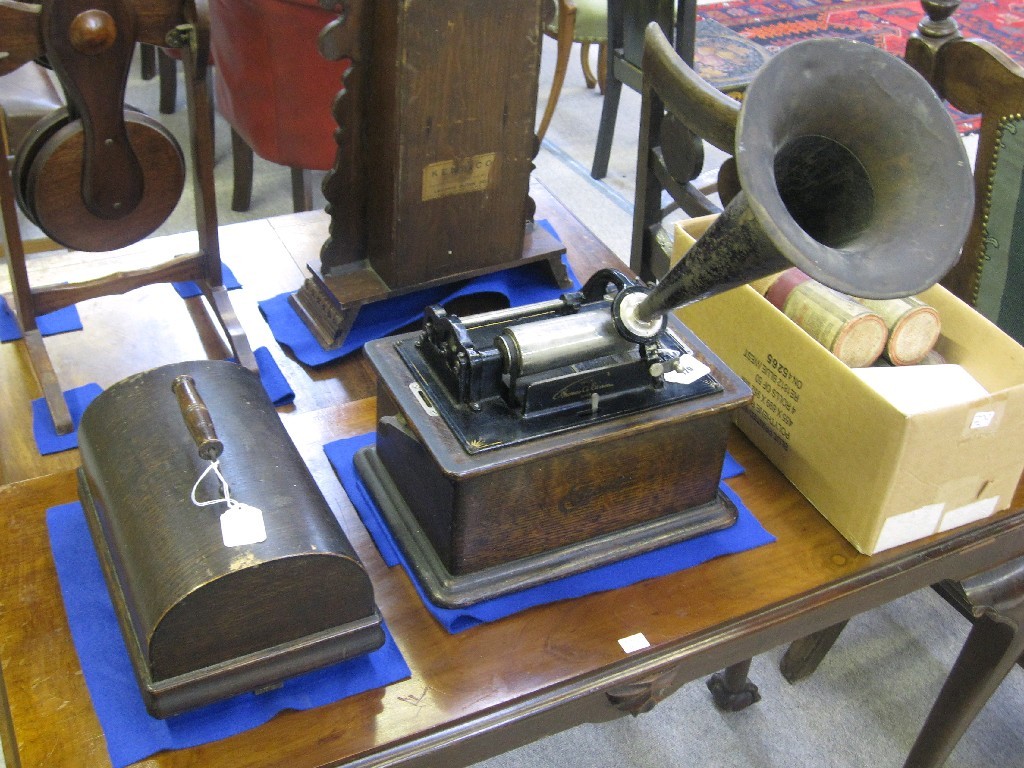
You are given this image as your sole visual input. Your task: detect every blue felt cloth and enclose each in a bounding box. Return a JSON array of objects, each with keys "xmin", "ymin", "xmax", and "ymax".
[
  {"xmin": 47, "ymin": 501, "xmax": 411, "ymax": 768},
  {"xmin": 258, "ymin": 255, "xmax": 579, "ymax": 367},
  {"xmin": 31, "ymin": 383, "xmax": 103, "ymax": 455},
  {"xmin": 31, "ymin": 352, "xmax": 291, "ymax": 454},
  {"xmin": 1, "ymin": 295, "xmax": 83, "ymax": 341},
  {"xmin": 325, "ymin": 434, "xmax": 773, "ymax": 634},
  {"xmin": 252, "ymin": 346, "xmax": 294, "ymax": 406},
  {"xmin": 171, "ymin": 263, "xmax": 241, "ymax": 299}
]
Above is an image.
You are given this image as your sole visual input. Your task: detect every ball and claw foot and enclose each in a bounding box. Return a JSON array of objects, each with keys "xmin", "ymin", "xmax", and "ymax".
[{"xmin": 706, "ymin": 671, "xmax": 761, "ymax": 711}]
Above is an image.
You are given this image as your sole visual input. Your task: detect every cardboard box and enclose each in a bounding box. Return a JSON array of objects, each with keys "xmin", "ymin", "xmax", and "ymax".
[{"xmin": 674, "ymin": 222, "xmax": 1024, "ymax": 554}]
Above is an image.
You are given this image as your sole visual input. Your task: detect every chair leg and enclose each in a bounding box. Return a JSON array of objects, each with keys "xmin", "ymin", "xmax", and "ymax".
[
  {"xmin": 596, "ymin": 42, "xmax": 607, "ymax": 94},
  {"xmin": 290, "ymin": 167, "xmax": 314, "ymax": 213},
  {"xmin": 591, "ymin": 71, "xmax": 621, "ymax": 179},
  {"xmin": 903, "ymin": 606, "xmax": 1024, "ymax": 768},
  {"xmin": 630, "ymin": 80, "xmax": 662, "ymax": 278},
  {"xmin": 158, "ymin": 48, "xmax": 178, "ymax": 115},
  {"xmin": 230, "ymin": 128, "xmax": 254, "ymax": 212},
  {"xmin": 140, "ymin": 43, "xmax": 156, "ymax": 80},
  {"xmin": 580, "ymin": 42, "xmax": 597, "ymax": 90},
  {"xmin": 537, "ymin": 7, "xmax": 577, "ymax": 143}
]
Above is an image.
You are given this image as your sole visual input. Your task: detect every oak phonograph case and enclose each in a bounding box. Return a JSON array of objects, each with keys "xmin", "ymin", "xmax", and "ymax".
[{"xmin": 77, "ymin": 361, "xmax": 385, "ymax": 717}]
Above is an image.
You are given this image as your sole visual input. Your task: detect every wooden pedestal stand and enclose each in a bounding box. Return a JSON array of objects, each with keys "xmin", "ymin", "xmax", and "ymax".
[{"xmin": 291, "ymin": 0, "xmax": 571, "ymax": 350}]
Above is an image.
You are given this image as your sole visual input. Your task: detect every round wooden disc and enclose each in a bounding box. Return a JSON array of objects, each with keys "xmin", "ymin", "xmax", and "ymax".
[
  {"xmin": 12, "ymin": 107, "xmax": 72, "ymax": 228},
  {"xmin": 24, "ymin": 112, "xmax": 185, "ymax": 252}
]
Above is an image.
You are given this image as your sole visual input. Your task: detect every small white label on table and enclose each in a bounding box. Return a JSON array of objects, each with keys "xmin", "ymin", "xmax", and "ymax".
[{"xmin": 618, "ymin": 632, "xmax": 651, "ymax": 654}]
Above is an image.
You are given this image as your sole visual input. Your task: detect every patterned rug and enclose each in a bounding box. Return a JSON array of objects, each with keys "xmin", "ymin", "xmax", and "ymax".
[{"xmin": 699, "ymin": 0, "xmax": 1024, "ymax": 132}]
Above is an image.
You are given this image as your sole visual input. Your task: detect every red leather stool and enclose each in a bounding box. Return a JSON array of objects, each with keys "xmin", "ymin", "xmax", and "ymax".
[{"xmin": 208, "ymin": 0, "xmax": 347, "ymax": 212}]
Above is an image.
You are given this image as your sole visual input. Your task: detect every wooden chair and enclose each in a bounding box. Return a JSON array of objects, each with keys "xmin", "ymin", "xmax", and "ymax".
[
  {"xmin": 755, "ymin": 9, "xmax": 1024, "ymax": 768},
  {"xmin": 919, "ymin": 39, "xmax": 1024, "ymax": 346},
  {"xmin": 629, "ymin": 21, "xmax": 740, "ymax": 281},
  {"xmin": 538, "ymin": 0, "xmax": 607, "ymax": 143},
  {"xmin": 207, "ymin": 0, "xmax": 347, "ymax": 213},
  {"xmin": 591, "ymin": 0, "xmax": 769, "ymax": 180},
  {"xmin": 0, "ymin": 0, "xmax": 254, "ymax": 435},
  {"xmin": 628, "ymin": 22, "xmax": 770, "ymax": 710}
]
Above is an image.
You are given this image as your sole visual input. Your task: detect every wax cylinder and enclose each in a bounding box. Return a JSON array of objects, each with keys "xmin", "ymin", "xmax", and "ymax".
[
  {"xmin": 765, "ymin": 268, "xmax": 887, "ymax": 368},
  {"xmin": 857, "ymin": 296, "xmax": 941, "ymax": 366}
]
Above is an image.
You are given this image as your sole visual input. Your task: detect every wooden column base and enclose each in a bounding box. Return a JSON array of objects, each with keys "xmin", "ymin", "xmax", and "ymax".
[{"xmin": 289, "ymin": 222, "xmax": 571, "ymax": 352}]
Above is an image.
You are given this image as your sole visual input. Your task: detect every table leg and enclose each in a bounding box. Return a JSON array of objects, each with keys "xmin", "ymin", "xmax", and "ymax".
[{"xmin": 706, "ymin": 658, "xmax": 760, "ymax": 711}]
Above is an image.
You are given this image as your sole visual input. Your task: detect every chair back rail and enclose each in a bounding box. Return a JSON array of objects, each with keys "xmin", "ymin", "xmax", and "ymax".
[{"xmin": 923, "ymin": 38, "xmax": 1024, "ymax": 343}]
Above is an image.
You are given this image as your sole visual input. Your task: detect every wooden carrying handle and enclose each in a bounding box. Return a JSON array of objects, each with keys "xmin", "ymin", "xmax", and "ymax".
[{"xmin": 172, "ymin": 375, "xmax": 223, "ymax": 461}]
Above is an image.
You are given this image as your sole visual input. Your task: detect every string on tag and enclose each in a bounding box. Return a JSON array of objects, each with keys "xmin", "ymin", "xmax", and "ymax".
[
  {"xmin": 190, "ymin": 460, "xmax": 268, "ymax": 547},
  {"xmin": 191, "ymin": 459, "xmax": 236, "ymax": 509}
]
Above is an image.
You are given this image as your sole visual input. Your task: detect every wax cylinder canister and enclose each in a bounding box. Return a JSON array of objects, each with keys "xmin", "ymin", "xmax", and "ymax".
[
  {"xmin": 764, "ymin": 268, "xmax": 888, "ymax": 368},
  {"xmin": 856, "ymin": 296, "xmax": 942, "ymax": 366}
]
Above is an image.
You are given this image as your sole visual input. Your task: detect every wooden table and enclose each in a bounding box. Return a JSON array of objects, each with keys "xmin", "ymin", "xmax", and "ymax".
[{"xmin": 2, "ymin": 188, "xmax": 1024, "ymax": 767}]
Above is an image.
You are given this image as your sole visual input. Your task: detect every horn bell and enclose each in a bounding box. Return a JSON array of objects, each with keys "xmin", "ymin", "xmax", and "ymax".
[
  {"xmin": 634, "ymin": 37, "xmax": 975, "ymax": 324},
  {"xmin": 738, "ymin": 37, "xmax": 974, "ymax": 300}
]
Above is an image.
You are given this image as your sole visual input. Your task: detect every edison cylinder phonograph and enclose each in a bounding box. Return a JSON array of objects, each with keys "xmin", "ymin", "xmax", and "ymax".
[{"xmin": 354, "ymin": 36, "xmax": 974, "ymax": 607}]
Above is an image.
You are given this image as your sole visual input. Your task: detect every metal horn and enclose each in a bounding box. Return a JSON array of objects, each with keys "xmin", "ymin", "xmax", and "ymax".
[{"xmin": 619, "ymin": 27, "xmax": 975, "ymax": 335}]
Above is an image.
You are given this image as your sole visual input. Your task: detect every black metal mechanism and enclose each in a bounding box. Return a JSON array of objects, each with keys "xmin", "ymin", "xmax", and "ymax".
[{"xmin": 402, "ymin": 269, "xmax": 723, "ymax": 453}]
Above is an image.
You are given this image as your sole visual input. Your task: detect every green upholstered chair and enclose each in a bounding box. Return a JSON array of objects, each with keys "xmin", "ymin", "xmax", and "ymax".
[
  {"xmin": 539, "ymin": 0, "xmax": 608, "ymax": 142},
  {"xmin": 969, "ymin": 108, "xmax": 1024, "ymax": 344}
]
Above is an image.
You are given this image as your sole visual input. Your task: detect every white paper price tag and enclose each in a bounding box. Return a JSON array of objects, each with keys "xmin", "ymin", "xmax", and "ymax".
[
  {"xmin": 618, "ymin": 632, "xmax": 651, "ymax": 654},
  {"xmin": 220, "ymin": 503, "xmax": 267, "ymax": 547},
  {"xmin": 664, "ymin": 354, "xmax": 711, "ymax": 385},
  {"xmin": 971, "ymin": 410, "xmax": 995, "ymax": 430}
]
